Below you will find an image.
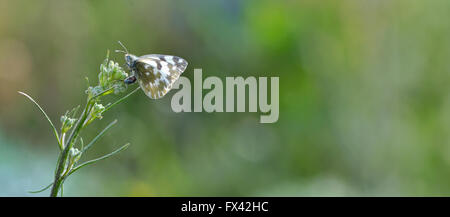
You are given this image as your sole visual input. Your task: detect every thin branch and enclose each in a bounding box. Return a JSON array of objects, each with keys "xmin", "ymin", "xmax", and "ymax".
[{"xmin": 89, "ymin": 87, "xmax": 115, "ymax": 102}]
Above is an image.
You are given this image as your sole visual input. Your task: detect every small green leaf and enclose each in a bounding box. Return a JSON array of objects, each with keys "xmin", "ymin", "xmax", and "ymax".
[
  {"xmin": 67, "ymin": 143, "xmax": 130, "ymax": 177},
  {"xmin": 18, "ymin": 91, "xmax": 63, "ymax": 151},
  {"xmin": 28, "ymin": 182, "xmax": 54, "ymax": 193},
  {"xmin": 82, "ymin": 119, "xmax": 118, "ymax": 153},
  {"xmin": 104, "ymin": 87, "xmax": 141, "ymax": 113}
]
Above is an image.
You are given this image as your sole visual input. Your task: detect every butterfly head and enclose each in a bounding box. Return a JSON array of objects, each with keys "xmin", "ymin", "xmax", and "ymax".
[
  {"xmin": 124, "ymin": 53, "xmax": 138, "ymax": 67},
  {"xmin": 116, "ymin": 41, "xmax": 138, "ymax": 68}
]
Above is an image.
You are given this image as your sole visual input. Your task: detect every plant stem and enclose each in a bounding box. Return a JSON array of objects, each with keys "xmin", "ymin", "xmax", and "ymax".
[
  {"xmin": 50, "ymin": 102, "xmax": 90, "ymax": 197},
  {"xmin": 49, "ymin": 87, "xmax": 138, "ymax": 197}
]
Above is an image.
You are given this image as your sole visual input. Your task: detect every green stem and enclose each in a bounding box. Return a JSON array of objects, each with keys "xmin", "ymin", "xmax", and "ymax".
[
  {"xmin": 49, "ymin": 86, "xmax": 137, "ymax": 197},
  {"xmin": 50, "ymin": 102, "xmax": 91, "ymax": 197}
]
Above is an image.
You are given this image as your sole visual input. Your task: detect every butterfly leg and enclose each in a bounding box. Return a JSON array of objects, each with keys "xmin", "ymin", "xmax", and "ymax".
[{"xmin": 124, "ymin": 75, "xmax": 137, "ymax": 84}]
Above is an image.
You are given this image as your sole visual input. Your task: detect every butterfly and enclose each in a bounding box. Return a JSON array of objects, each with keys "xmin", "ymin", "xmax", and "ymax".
[{"xmin": 116, "ymin": 41, "xmax": 188, "ymax": 99}]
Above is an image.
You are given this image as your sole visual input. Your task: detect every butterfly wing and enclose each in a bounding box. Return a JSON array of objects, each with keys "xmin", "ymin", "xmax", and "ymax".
[
  {"xmin": 134, "ymin": 55, "xmax": 188, "ymax": 99},
  {"xmin": 140, "ymin": 54, "xmax": 188, "ymax": 73}
]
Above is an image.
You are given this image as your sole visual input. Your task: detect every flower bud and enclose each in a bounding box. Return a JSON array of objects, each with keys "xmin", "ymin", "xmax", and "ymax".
[
  {"xmin": 94, "ymin": 56, "xmax": 128, "ymax": 95},
  {"xmin": 61, "ymin": 115, "xmax": 77, "ymax": 133},
  {"xmin": 92, "ymin": 103, "xmax": 105, "ymax": 119},
  {"xmin": 69, "ymin": 147, "xmax": 81, "ymax": 158},
  {"xmin": 69, "ymin": 147, "xmax": 82, "ymax": 166}
]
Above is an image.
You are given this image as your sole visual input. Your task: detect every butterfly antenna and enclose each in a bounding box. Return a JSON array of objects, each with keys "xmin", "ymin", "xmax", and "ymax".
[
  {"xmin": 117, "ymin": 41, "xmax": 129, "ymax": 54},
  {"xmin": 115, "ymin": 49, "xmax": 126, "ymax": 54}
]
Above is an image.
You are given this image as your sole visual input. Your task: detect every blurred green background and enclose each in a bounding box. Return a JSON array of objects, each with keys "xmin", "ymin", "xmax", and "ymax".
[{"xmin": 1, "ymin": 0, "xmax": 450, "ymax": 196}]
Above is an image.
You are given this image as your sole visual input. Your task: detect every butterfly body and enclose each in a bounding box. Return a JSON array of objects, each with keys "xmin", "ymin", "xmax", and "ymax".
[{"xmin": 123, "ymin": 52, "xmax": 188, "ymax": 99}]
